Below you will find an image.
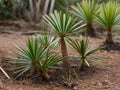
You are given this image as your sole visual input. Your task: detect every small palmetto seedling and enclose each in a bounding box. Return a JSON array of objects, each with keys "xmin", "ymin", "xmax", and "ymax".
[
  {"xmin": 67, "ymin": 36, "xmax": 101, "ymax": 70},
  {"xmin": 43, "ymin": 10, "xmax": 86, "ymax": 71},
  {"xmin": 6, "ymin": 36, "xmax": 63, "ymax": 80},
  {"xmin": 95, "ymin": 1, "xmax": 120, "ymax": 44},
  {"xmin": 71, "ymin": 0, "xmax": 99, "ymax": 37}
]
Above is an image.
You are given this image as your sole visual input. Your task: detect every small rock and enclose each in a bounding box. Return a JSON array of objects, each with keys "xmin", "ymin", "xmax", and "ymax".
[
  {"xmin": 98, "ymin": 81, "xmax": 102, "ymax": 86},
  {"xmin": 91, "ymin": 82, "xmax": 96, "ymax": 86},
  {"xmin": 105, "ymin": 75, "xmax": 109, "ymax": 77},
  {"xmin": 91, "ymin": 81, "xmax": 102, "ymax": 86},
  {"xmin": 110, "ymin": 50, "xmax": 114, "ymax": 53},
  {"xmin": 102, "ymin": 80, "xmax": 111, "ymax": 85},
  {"xmin": 73, "ymin": 86, "xmax": 77, "ymax": 90},
  {"xmin": 103, "ymin": 85, "xmax": 111, "ymax": 89}
]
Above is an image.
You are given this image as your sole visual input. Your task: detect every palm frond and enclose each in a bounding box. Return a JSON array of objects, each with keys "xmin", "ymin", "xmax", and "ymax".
[
  {"xmin": 6, "ymin": 35, "xmax": 63, "ymax": 80},
  {"xmin": 95, "ymin": 1, "xmax": 120, "ymax": 29},
  {"xmin": 43, "ymin": 10, "xmax": 86, "ymax": 37},
  {"xmin": 67, "ymin": 36, "xmax": 101, "ymax": 68},
  {"xmin": 37, "ymin": 34, "xmax": 59, "ymax": 49},
  {"xmin": 42, "ymin": 55, "xmax": 63, "ymax": 70},
  {"xmin": 71, "ymin": 0, "xmax": 99, "ymax": 23}
]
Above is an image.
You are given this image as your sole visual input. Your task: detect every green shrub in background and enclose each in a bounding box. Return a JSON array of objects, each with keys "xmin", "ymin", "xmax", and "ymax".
[
  {"xmin": 0, "ymin": 0, "xmax": 26, "ymax": 20},
  {"xmin": 54, "ymin": 0, "xmax": 79, "ymax": 11}
]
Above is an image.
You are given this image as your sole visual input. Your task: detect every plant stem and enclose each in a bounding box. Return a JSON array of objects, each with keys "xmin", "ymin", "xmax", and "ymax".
[
  {"xmin": 60, "ymin": 37, "xmax": 71, "ymax": 71},
  {"xmin": 41, "ymin": 70, "xmax": 50, "ymax": 80},
  {"xmin": 79, "ymin": 58, "xmax": 85, "ymax": 70},
  {"xmin": 86, "ymin": 23, "xmax": 96, "ymax": 37},
  {"xmin": 106, "ymin": 28, "xmax": 114, "ymax": 44}
]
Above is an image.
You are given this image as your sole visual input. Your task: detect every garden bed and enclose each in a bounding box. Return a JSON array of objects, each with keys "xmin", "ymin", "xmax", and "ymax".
[{"xmin": 0, "ymin": 34, "xmax": 120, "ymax": 90}]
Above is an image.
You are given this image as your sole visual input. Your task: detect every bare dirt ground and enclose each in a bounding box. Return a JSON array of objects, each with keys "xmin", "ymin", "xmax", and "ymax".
[{"xmin": 0, "ymin": 34, "xmax": 120, "ymax": 90}]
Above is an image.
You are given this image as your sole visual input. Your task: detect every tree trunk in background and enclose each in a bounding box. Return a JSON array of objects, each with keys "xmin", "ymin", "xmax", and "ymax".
[
  {"xmin": 105, "ymin": 28, "xmax": 114, "ymax": 44},
  {"xmin": 86, "ymin": 23, "xmax": 96, "ymax": 37},
  {"xmin": 49, "ymin": 0, "xmax": 55, "ymax": 14},
  {"xmin": 60, "ymin": 37, "xmax": 71, "ymax": 71},
  {"xmin": 43, "ymin": 0, "xmax": 50, "ymax": 14}
]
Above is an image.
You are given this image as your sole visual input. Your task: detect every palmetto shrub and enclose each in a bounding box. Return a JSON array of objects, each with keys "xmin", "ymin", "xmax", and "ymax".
[
  {"xmin": 71, "ymin": 0, "xmax": 99, "ymax": 37},
  {"xmin": 43, "ymin": 11, "xmax": 86, "ymax": 71},
  {"xmin": 95, "ymin": 1, "xmax": 120, "ymax": 44},
  {"xmin": 67, "ymin": 36, "xmax": 101, "ymax": 70},
  {"xmin": 6, "ymin": 36, "xmax": 63, "ymax": 80}
]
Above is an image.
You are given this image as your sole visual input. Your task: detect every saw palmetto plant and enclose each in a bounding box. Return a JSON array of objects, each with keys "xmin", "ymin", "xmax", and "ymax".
[
  {"xmin": 67, "ymin": 36, "xmax": 101, "ymax": 70},
  {"xmin": 71, "ymin": 0, "xmax": 99, "ymax": 37},
  {"xmin": 43, "ymin": 11, "xmax": 86, "ymax": 71},
  {"xmin": 95, "ymin": 1, "xmax": 120, "ymax": 44},
  {"xmin": 6, "ymin": 36, "xmax": 63, "ymax": 80}
]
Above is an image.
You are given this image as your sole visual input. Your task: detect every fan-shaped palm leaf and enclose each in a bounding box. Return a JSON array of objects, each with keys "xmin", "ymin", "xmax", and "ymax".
[
  {"xmin": 71, "ymin": 0, "xmax": 99, "ymax": 37},
  {"xmin": 37, "ymin": 34, "xmax": 59, "ymax": 49},
  {"xmin": 67, "ymin": 36, "xmax": 101, "ymax": 69},
  {"xmin": 95, "ymin": 1, "xmax": 120, "ymax": 44}
]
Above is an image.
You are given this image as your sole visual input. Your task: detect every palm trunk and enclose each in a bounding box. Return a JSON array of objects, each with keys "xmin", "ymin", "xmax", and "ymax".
[
  {"xmin": 86, "ymin": 23, "xmax": 96, "ymax": 37},
  {"xmin": 41, "ymin": 70, "xmax": 50, "ymax": 80},
  {"xmin": 32, "ymin": 61, "xmax": 50, "ymax": 80},
  {"xmin": 79, "ymin": 58, "xmax": 85, "ymax": 70},
  {"xmin": 60, "ymin": 37, "xmax": 71, "ymax": 71},
  {"xmin": 105, "ymin": 28, "xmax": 114, "ymax": 44}
]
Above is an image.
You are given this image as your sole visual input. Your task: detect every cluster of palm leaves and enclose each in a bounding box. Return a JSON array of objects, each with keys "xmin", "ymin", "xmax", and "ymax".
[
  {"xmin": 71, "ymin": 0, "xmax": 120, "ymax": 44},
  {"xmin": 43, "ymin": 10, "xmax": 102, "ymax": 76},
  {"xmin": 6, "ymin": 35, "xmax": 63, "ymax": 80},
  {"xmin": 67, "ymin": 36, "xmax": 101, "ymax": 70},
  {"xmin": 43, "ymin": 11, "xmax": 86, "ymax": 70},
  {"xmin": 4, "ymin": 0, "xmax": 120, "ymax": 81},
  {"xmin": 71, "ymin": 0, "xmax": 99, "ymax": 37},
  {"xmin": 95, "ymin": 1, "xmax": 120, "ymax": 44},
  {"xmin": 6, "ymin": 10, "xmax": 101, "ymax": 80}
]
